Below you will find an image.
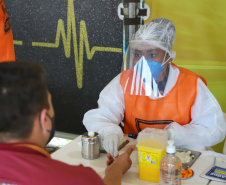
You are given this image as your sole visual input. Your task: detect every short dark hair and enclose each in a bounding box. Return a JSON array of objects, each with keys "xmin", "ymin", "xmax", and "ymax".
[{"xmin": 0, "ymin": 61, "xmax": 49, "ymax": 140}]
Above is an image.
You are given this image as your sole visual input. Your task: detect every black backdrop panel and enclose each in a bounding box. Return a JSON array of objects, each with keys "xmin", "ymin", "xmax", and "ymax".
[{"xmin": 5, "ymin": 0, "xmax": 123, "ymax": 134}]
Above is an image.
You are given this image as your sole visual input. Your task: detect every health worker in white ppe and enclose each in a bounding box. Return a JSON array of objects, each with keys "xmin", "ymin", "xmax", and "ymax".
[{"xmin": 83, "ymin": 18, "xmax": 226, "ymax": 157}]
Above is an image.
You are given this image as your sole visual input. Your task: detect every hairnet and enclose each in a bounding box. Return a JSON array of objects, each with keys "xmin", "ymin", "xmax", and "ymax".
[{"xmin": 129, "ymin": 18, "xmax": 176, "ymax": 59}]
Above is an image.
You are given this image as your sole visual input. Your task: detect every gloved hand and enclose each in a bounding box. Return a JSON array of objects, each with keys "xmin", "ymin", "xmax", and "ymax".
[{"xmin": 102, "ymin": 133, "xmax": 119, "ymax": 157}]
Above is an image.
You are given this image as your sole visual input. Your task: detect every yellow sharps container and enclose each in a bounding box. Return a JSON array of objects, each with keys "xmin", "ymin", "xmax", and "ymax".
[{"xmin": 136, "ymin": 128, "xmax": 168, "ymax": 182}]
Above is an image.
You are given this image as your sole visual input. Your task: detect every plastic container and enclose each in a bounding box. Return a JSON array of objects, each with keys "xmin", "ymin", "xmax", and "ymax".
[
  {"xmin": 136, "ymin": 128, "xmax": 168, "ymax": 182},
  {"xmin": 81, "ymin": 131, "xmax": 100, "ymax": 160},
  {"xmin": 159, "ymin": 140, "xmax": 182, "ymax": 185}
]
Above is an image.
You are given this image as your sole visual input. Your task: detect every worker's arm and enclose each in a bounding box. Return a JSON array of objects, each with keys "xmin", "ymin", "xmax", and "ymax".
[
  {"xmin": 168, "ymin": 78, "xmax": 226, "ymax": 147},
  {"xmin": 83, "ymin": 73, "xmax": 125, "ymax": 142}
]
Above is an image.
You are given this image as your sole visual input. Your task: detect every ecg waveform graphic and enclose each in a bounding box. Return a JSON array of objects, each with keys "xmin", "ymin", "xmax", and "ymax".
[{"xmin": 15, "ymin": 0, "xmax": 122, "ymax": 88}]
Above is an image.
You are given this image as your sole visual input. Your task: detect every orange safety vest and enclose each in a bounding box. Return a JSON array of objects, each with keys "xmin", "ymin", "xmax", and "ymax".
[
  {"xmin": 120, "ymin": 64, "xmax": 207, "ymax": 134},
  {"xmin": 0, "ymin": 0, "xmax": 15, "ymax": 62}
]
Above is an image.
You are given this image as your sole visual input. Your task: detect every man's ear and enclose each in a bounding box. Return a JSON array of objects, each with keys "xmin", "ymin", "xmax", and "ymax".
[{"xmin": 39, "ymin": 109, "xmax": 50, "ymax": 130}]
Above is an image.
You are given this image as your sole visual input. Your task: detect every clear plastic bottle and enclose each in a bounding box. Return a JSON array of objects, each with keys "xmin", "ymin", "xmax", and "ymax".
[{"xmin": 159, "ymin": 140, "xmax": 182, "ymax": 185}]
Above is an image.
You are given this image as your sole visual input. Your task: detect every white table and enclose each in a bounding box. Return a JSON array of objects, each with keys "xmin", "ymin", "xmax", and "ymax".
[{"xmin": 51, "ymin": 135, "xmax": 226, "ymax": 185}]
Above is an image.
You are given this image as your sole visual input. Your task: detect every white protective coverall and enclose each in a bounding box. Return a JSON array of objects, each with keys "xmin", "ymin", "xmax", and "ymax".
[{"xmin": 83, "ymin": 64, "xmax": 226, "ymax": 150}]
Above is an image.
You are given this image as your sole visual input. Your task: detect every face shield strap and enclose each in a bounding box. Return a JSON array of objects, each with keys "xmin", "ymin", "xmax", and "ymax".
[{"xmin": 161, "ymin": 51, "xmax": 171, "ymax": 67}]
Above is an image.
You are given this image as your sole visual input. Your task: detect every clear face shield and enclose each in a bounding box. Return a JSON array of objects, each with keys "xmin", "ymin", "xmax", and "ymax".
[
  {"xmin": 121, "ymin": 18, "xmax": 176, "ymax": 98},
  {"xmin": 122, "ymin": 43, "xmax": 171, "ymax": 97}
]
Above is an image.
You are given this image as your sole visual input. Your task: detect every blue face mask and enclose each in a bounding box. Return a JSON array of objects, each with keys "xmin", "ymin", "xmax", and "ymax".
[{"xmin": 146, "ymin": 59, "xmax": 164, "ymax": 81}]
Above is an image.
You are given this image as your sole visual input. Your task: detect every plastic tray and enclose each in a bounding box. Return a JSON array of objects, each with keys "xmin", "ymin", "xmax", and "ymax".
[{"xmin": 176, "ymin": 147, "xmax": 201, "ymax": 169}]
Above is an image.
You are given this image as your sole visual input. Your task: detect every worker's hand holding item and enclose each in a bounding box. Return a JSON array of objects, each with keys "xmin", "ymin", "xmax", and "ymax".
[{"xmin": 103, "ymin": 133, "xmax": 119, "ymax": 157}]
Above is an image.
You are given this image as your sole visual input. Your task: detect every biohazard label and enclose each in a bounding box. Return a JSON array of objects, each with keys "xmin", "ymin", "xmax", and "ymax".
[{"xmin": 138, "ymin": 150, "xmax": 162, "ymax": 168}]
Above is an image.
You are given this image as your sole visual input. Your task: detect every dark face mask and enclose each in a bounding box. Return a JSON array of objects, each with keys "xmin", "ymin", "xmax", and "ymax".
[{"xmin": 46, "ymin": 113, "xmax": 55, "ymax": 145}]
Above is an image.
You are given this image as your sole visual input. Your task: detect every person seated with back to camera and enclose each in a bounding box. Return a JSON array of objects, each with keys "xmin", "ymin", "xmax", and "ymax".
[
  {"xmin": 83, "ymin": 17, "xmax": 226, "ymax": 157},
  {"xmin": 0, "ymin": 61, "xmax": 135, "ymax": 185}
]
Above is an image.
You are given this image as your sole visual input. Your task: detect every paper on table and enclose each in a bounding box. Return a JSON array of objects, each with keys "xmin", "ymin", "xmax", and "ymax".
[{"xmin": 200, "ymin": 157, "xmax": 226, "ymax": 183}]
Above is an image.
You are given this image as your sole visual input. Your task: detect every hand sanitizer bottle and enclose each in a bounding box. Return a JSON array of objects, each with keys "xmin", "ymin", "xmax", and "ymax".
[{"xmin": 159, "ymin": 140, "xmax": 182, "ymax": 185}]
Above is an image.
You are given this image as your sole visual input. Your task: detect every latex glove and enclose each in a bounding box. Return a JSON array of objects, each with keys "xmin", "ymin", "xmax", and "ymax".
[{"xmin": 103, "ymin": 133, "xmax": 119, "ymax": 157}]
